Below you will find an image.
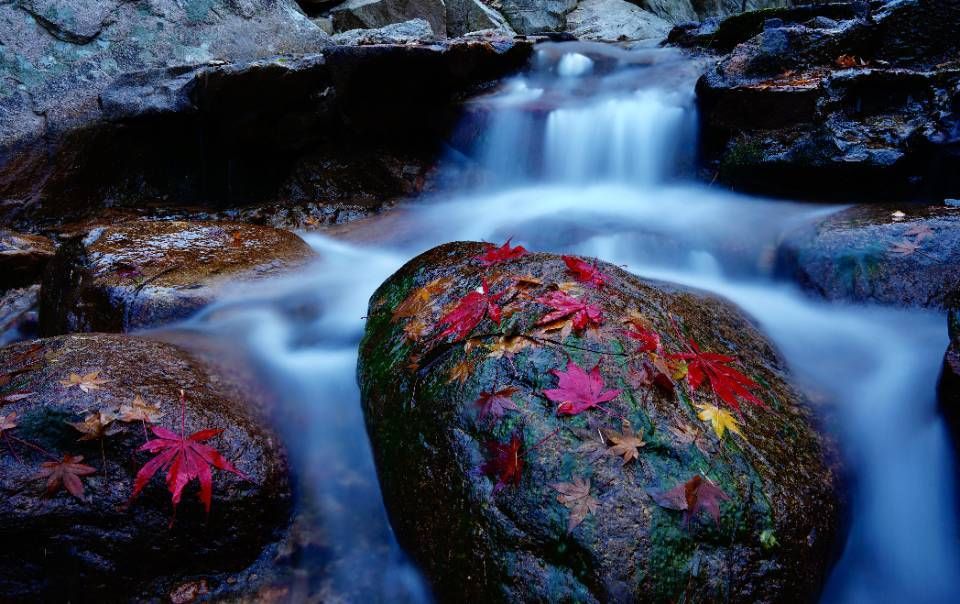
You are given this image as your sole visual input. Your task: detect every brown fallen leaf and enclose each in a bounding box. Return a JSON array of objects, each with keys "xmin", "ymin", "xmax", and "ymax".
[
  {"xmin": 118, "ymin": 394, "xmax": 164, "ymax": 424},
  {"xmin": 37, "ymin": 455, "xmax": 96, "ymax": 501},
  {"xmin": 603, "ymin": 422, "xmax": 646, "ymax": 464},
  {"xmin": 0, "ymin": 411, "xmax": 17, "ymax": 435},
  {"xmin": 551, "ymin": 476, "xmax": 599, "ymax": 532},
  {"xmin": 487, "ymin": 335, "xmax": 534, "ymax": 359},
  {"xmin": 889, "ymin": 239, "xmax": 921, "ymax": 256},
  {"xmin": 59, "ymin": 370, "xmax": 111, "ymax": 393},
  {"xmin": 170, "ymin": 579, "xmax": 210, "ymax": 604},
  {"xmin": 403, "ymin": 318, "xmax": 430, "ymax": 342},
  {"xmin": 68, "ymin": 410, "xmax": 120, "ymax": 441},
  {"xmin": 904, "ymin": 223, "xmax": 935, "ymax": 242},
  {"xmin": 392, "ymin": 277, "xmax": 453, "ymax": 322},
  {"xmin": 447, "ymin": 359, "xmax": 473, "ymax": 385}
]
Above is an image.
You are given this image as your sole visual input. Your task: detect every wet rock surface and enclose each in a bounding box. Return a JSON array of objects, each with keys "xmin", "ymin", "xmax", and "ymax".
[
  {"xmin": 358, "ymin": 242, "xmax": 842, "ymax": 602},
  {"xmin": 692, "ymin": 0, "xmax": 960, "ymax": 200},
  {"xmin": 776, "ymin": 204, "xmax": 960, "ymax": 308},
  {"xmin": 1, "ymin": 38, "xmax": 534, "ymax": 231},
  {"xmin": 0, "ymin": 333, "xmax": 291, "ymax": 601},
  {"xmin": 940, "ymin": 295, "xmax": 960, "ymax": 436},
  {"xmin": 0, "ymin": 229, "xmax": 55, "ymax": 289},
  {"xmin": 40, "ymin": 220, "xmax": 316, "ymax": 335}
]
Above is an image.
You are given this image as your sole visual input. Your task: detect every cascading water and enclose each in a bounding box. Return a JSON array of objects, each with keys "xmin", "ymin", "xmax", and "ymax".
[{"xmin": 167, "ymin": 42, "xmax": 959, "ymax": 602}]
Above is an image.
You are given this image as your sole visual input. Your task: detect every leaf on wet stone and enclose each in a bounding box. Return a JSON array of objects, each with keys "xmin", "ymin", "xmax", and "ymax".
[
  {"xmin": 447, "ymin": 359, "xmax": 473, "ymax": 385},
  {"xmin": 544, "ymin": 361, "xmax": 621, "ymax": 416},
  {"xmin": 0, "ymin": 411, "xmax": 17, "ymax": 435},
  {"xmin": 1, "ymin": 390, "xmax": 33, "ymax": 404},
  {"xmin": 475, "ymin": 238, "xmax": 528, "ymax": 266},
  {"xmin": 623, "ymin": 318, "xmax": 661, "ymax": 353},
  {"xmin": 403, "ymin": 318, "xmax": 430, "ymax": 342},
  {"xmin": 486, "ymin": 335, "xmax": 534, "ymax": 359},
  {"xmin": 475, "ymin": 386, "xmax": 520, "ymax": 423},
  {"xmin": 562, "ymin": 255, "xmax": 608, "ymax": 288},
  {"xmin": 651, "ymin": 475, "xmax": 730, "ymax": 526},
  {"xmin": 480, "ymin": 431, "xmax": 524, "ymax": 493},
  {"xmin": 551, "ymin": 476, "xmax": 598, "ymax": 532},
  {"xmin": 567, "ymin": 426, "xmax": 608, "ymax": 464},
  {"xmin": 602, "ymin": 421, "xmax": 646, "ymax": 464},
  {"xmin": 68, "ymin": 410, "xmax": 121, "ymax": 441},
  {"xmin": 668, "ymin": 339, "xmax": 763, "ymax": 412},
  {"xmin": 436, "ymin": 280, "xmax": 505, "ymax": 342},
  {"xmin": 904, "ymin": 224, "xmax": 934, "ymax": 242},
  {"xmin": 37, "ymin": 455, "xmax": 97, "ymax": 501},
  {"xmin": 696, "ymin": 403, "xmax": 743, "ymax": 440},
  {"xmin": 889, "ymin": 239, "xmax": 921, "ymax": 256},
  {"xmin": 118, "ymin": 394, "xmax": 165, "ymax": 424},
  {"xmin": 392, "ymin": 276, "xmax": 453, "ymax": 322},
  {"xmin": 59, "ymin": 369, "xmax": 111, "ymax": 393},
  {"xmin": 536, "ymin": 290, "xmax": 603, "ymax": 332}
]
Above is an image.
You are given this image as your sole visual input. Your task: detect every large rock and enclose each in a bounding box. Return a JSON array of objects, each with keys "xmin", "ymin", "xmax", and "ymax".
[
  {"xmin": 642, "ymin": 0, "xmax": 790, "ymax": 26},
  {"xmin": 498, "ymin": 0, "xmax": 578, "ymax": 34},
  {"xmin": 0, "ymin": 333, "xmax": 290, "ymax": 600},
  {"xmin": 332, "ymin": 17, "xmax": 438, "ymax": 44},
  {"xmin": 695, "ymin": 0, "xmax": 960, "ymax": 200},
  {"xmin": 447, "ymin": 0, "xmax": 514, "ymax": 36},
  {"xmin": 776, "ymin": 204, "xmax": 960, "ymax": 309},
  {"xmin": 40, "ymin": 220, "xmax": 316, "ymax": 334},
  {"xmin": 566, "ymin": 0, "xmax": 672, "ymax": 42},
  {"xmin": 940, "ymin": 294, "xmax": 960, "ymax": 434},
  {"xmin": 358, "ymin": 242, "xmax": 842, "ymax": 602},
  {"xmin": 0, "ymin": 39, "xmax": 534, "ymax": 231},
  {"xmin": 330, "ymin": 0, "xmax": 447, "ymax": 36}
]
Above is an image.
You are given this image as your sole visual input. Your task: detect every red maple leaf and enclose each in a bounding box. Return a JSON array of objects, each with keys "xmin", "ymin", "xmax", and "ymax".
[
  {"xmin": 130, "ymin": 391, "xmax": 248, "ymax": 516},
  {"xmin": 562, "ymin": 256, "xmax": 608, "ymax": 288},
  {"xmin": 37, "ymin": 455, "xmax": 96, "ymax": 501},
  {"xmin": 624, "ymin": 324, "xmax": 661, "ymax": 353},
  {"xmin": 668, "ymin": 339, "xmax": 764, "ymax": 412},
  {"xmin": 651, "ymin": 475, "xmax": 730, "ymax": 525},
  {"xmin": 480, "ymin": 432, "xmax": 524, "ymax": 492},
  {"xmin": 436, "ymin": 280, "xmax": 505, "ymax": 342},
  {"xmin": 536, "ymin": 291, "xmax": 603, "ymax": 332},
  {"xmin": 475, "ymin": 386, "xmax": 520, "ymax": 423},
  {"xmin": 476, "ymin": 239, "xmax": 528, "ymax": 266},
  {"xmin": 544, "ymin": 360, "xmax": 620, "ymax": 416}
]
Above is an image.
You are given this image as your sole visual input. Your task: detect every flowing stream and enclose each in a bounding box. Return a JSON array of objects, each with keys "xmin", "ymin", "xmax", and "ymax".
[{"xmin": 171, "ymin": 42, "xmax": 958, "ymax": 602}]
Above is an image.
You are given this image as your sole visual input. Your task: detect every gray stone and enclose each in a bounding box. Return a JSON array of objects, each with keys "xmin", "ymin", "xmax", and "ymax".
[
  {"xmin": 567, "ymin": 0, "xmax": 671, "ymax": 42},
  {"xmin": 498, "ymin": 0, "xmax": 577, "ymax": 34},
  {"xmin": 330, "ymin": 0, "xmax": 447, "ymax": 37},
  {"xmin": 447, "ymin": 0, "xmax": 513, "ymax": 36},
  {"xmin": 332, "ymin": 18, "xmax": 437, "ymax": 44}
]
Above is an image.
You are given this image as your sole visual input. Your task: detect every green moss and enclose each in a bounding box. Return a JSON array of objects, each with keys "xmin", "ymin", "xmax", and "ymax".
[{"xmin": 647, "ymin": 509, "xmax": 695, "ymax": 601}]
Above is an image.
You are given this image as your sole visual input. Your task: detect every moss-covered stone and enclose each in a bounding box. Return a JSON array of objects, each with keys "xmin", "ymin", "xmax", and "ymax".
[{"xmin": 357, "ymin": 241, "xmax": 843, "ymax": 602}]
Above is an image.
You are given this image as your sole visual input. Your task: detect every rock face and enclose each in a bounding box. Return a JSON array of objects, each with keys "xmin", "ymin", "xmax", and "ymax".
[
  {"xmin": 0, "ymin": 39, "xmax": 534, "ymax": 231},
  {"xmin": 332, "ymin": 18, "xmax": 438, "ymax": 44},
  {"xmin": 940, "ymin": 295, "xmax": 960, "ymax": 434},
  {"xmin": 0, "ymin": 333, "xmax": 291, "ymax": 601},
  {"xmin": 330, "ymin": 0, "xmax": 448, "ymax": 37},
  {"xmin": 694, "ymin": 0, "xmax": 960, "ymax": 200},
  {"xmin": 358, "ymin": 242, "xmax": 842, "ymax": 602},
  {"xmin": 566, "ymin": 0, "xmax": 672, "ymax": 42},
  {"xmin": 0, "ymin": 229, "xmax": 55, "ymax": 289},
  {"xmin": 499, "ymin": 0, "xmax": 578, "ymax": 34},
  {"xmin": 777, "ymin": 205, "xmax": 960, "ymax": 309},
  {"xmin": 40, "ymin": 220, "xmax": 316, "ymax": 335}
]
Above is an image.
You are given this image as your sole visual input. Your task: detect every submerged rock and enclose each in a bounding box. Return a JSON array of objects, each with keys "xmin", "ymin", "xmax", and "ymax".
[
  {"xmin": 40, "ymin": 220, "xmax": 315, "ymax": 334},
  {"xmin": 358, "ymin": 242, "xmax": 842, "ymax": 602},
  {"xmin": 694, "ymin": 0, "xmax": 960, "ymax": 200},
  {"xmin": 776, "ymin": 205, "xmax": 960, "ymax": 308},
  {"xmin": 0, "ymin": 333, "xmax": 290, "ymax": 600}
]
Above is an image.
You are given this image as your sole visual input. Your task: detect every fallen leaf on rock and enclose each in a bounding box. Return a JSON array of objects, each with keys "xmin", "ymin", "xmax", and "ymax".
[
  {"xmin": 170, "ymin": 579, "xmax": 209, "ymax": 604},
  {"xmin": 1, "ymin": 390, "xmax": 33, "ymax": 404},
  {"xmin": 118, "ymin": 394, "xmax": 164, "ymax": 424},
  {"xmin": 59, "ymin": 370, "xmax": 111, "ymax": 393},
  {"xmin": 904, "ymin": 224, "xmax": 935, "ymax": 242},
  {"xmin": 130, "ymin": 390, "xmax": 248, "ymax": 515},
  {"xmin": 568, "ymin": 426, "xmax": 608, "ymax": 464},
  {"xmin": 603, "ymin": 422, "xmax": 646, "ymax": 464},
  {"xmin": 669, "ymin": 339, "xmax": 763, "ymax": 412},
  {"xmin": 536, "ymin": 290, "xmax": 603, "ymax": 332},
  {"xmin": 651, "ymin": 475, "xmax": 730, "ymax": 526},
  {"xmin": 447, "ymin": 360, "xmax": 473, "ymax": 384},
  {"xmin": 68, "ymin": 410, "xmax": 120, "ymax": 441},
  {"xmin": 551, "ymin": 476, "xmax": 598, "ymax": 532},
  {"xmin": 544, "ymin": 361, "xmax": 621, "ymax": 416},
  {"xmin": 623, "ymin": 322, "xmax": 661, "ymax": 353},
  {"xmin": 475, "ymin": 386, "xmax": 520, "ymax": 423},
  {"xmin": 487, "ymin": 335, "xmax": 534, "ymax": 359},
  {"xmin": 392, "ymin": 277, "xmax": 453, "ymax": 322},
  {"xmin": 37, "ymin": 454, "xmax": 96, "ymax": 501},
  {"xmin": 436, "ymin": 280, "xmax": 505, "ymax": 342},
  {"xmin": 476, "ymin": 239, "xmax": 528, "ymax": 266},
  {"xmin": 403, "ymin": 318, "xmax": 430, "ymax": 342},
  {"xmin": 0, "ymin": 412, "xmax": 17, "ymax": 435},
  {"xmin": 562, "ymin": 256, "xmax": 608, "ymax": 288},
  {"xmin": 480, "ymin": 432, "xmax": 524, "ymax": 493},
  {"xmin": 835, "ymin": 54, "xmax": 866, "ymax": 68},
  {"xmin": 889, "ymin": 239, "xmax": 921, "ymax": 256},
  {"xmin": 696, "ymin": 404, "xmax": 743, "ymax": 440}
]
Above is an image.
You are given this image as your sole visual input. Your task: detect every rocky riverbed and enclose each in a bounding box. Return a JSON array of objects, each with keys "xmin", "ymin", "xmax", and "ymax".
[{"xmin": 1, "ymin": 0, "xmax": 958, "ymax": 601}]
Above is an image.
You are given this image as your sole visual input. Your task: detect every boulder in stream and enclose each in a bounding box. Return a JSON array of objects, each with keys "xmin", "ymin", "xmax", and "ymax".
[
  {"xmin": 0, "ymin": 333, "xmax": 290, "ymax": 600},
  {"xmin": 40, "ymin": 220, "xmax": 316, "ymax": 334},
  {"xmin": 776, "ymin": 204, "xmax": 960, "ymax": 309},
  {"xmin": 358, "ymin": 242, "xmax": 842, "ymax": 602}
]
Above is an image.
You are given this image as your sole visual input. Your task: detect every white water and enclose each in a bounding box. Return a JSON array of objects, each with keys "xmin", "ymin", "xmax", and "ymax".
[{"xmin": 173, "ymin": 42, "xmax": 958, "ymax": 602}]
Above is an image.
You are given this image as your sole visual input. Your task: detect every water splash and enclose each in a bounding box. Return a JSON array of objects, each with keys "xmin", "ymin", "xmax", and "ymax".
[{"xmin": 169, "ymin": 43, "xmax": 958, "ymax": 602}]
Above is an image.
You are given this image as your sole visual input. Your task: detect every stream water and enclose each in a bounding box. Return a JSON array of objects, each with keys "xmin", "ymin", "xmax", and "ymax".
[{"xmin": 172, "ymin": 42, "xmax": 958, "ymax": 602}]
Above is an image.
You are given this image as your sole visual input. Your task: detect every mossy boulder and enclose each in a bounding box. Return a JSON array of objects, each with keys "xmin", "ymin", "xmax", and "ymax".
[
  {"xmin": 40, "ymin": 220, "xmax": 315, "ymax": 334},
  {"xmin": 0, "ymin": 333, "xmax": 291, "ymax": 600},
  {"xmin": 357, "ymin": 242, "xmax": 842, "ymax": 602},
  {"xmin": 776, "ymin": 204, "xmax": 960, "ymax": 309}
]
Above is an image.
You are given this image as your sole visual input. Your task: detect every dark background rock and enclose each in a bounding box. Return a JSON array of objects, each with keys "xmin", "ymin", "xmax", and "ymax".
[
  {"xmin": 39, "ymin": 220, "xmax": 316, "ymax": 335},
  {"xmin": 0, "ymin": 333, "xmax": 291, "ymax": 601},
  {"xmin": 0, "ymin": 229, "xmax": 55, "ymax": 290},
  {"xmin": 358, "ymin": 242, "xmax": 842, "ymax": 602},
  {"xmin": 776, "ymin": 204, "xmax": 960, "ymax": 308}
]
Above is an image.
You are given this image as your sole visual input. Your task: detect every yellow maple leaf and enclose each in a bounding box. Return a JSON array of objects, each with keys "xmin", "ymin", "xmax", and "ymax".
[
  {"xmin": 696, "ymin": 404, "xmax": 743, "ymax": 440},
  {"xmin": 487, "ymin": 335, "xmax": 533, "ymax": 359},
  {"xmin": 118, "ymin": 394, "xmax": 164, "ymax": 424},
  {"xmin": 447, "ymin": 360, "xmax": 473, "ymax": 384},
  {"xmin": 392, "ymin": 277, "xmax": 453, "ymax": 322},
  {"xmin": 403, "ymin": 318, "xmax": 430, "ymax": 342},
  {"xmin": 59, "ymin": 370, "xmax": 111, "ymax": 393}
]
